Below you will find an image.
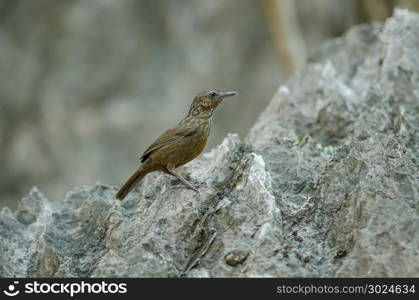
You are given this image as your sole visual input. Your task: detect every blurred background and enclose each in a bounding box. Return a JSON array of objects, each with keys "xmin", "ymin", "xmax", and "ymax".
[{"xmin": 1, "ymin": 0, "xmax": 418, "ymax": 209}]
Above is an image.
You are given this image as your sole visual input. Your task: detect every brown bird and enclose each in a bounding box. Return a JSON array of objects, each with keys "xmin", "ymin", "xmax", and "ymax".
[{"xmin": 115, "ymin": 90, "xmax": 238, "ymax": 200}]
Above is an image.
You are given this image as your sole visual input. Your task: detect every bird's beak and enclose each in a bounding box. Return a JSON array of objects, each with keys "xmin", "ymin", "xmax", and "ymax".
[{"xmin": 219, "ymin": 91, "xmax": 238, "ymax": 98}]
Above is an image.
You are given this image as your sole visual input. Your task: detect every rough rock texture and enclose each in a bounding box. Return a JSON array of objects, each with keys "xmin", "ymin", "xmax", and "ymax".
[
  {"xmin": 0, "ymin": 0, "xmax": 280, "ymax": 209},
  {"xmin": 1, "ymin": 10, "xmax": 419, "ymax": 277}
]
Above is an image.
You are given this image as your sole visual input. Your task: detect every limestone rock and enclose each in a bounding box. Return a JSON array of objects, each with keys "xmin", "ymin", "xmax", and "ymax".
[{"xmin": 1, "ymin": 9, "xmax": 418, "ymax": 277}]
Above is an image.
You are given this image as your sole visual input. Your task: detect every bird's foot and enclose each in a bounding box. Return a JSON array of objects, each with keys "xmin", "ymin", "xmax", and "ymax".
[
  {"xmin": 190, "ymin": 185, "xmax": 200, "ymax": 194},
  {"xmin": 169, "ymin": 176, "xmax": 200, "ymax": 193},
  {"xmin": 181, "ymin": 180, "xmax": 200, "ymax": 193},
  {"xmin": 166, "ymin": 169, "xmax": 202, "ymax": 194},
  {"xmin": 189, "ymin": 179, "xmax": 208, "ymax": 193}
]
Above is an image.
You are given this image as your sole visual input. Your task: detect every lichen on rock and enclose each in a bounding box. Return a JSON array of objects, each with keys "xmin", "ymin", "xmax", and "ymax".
[{"xmin": 1, "ymin": 9, "xmax": 419, "ymax": 277}]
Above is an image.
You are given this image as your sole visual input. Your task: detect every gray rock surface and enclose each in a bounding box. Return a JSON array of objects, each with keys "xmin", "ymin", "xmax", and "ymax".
[
  {"xmin": 0, "ymin": 0, "xmax": 280, "ymax": 209},
  {"xmin": 1, "ymin": 10, "xmax": 418, "ymax": 277}
]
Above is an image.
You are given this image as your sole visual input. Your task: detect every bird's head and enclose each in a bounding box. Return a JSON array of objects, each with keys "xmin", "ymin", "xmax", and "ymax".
[{"xmin": 187, "ymin": 90, "xmax": 238, "ymax": 119}]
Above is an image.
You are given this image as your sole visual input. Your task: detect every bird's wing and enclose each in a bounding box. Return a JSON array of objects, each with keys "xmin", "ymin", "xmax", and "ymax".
[{"xmin": 140, "ymin": 126, "xmax": 196, "ymax": 162}]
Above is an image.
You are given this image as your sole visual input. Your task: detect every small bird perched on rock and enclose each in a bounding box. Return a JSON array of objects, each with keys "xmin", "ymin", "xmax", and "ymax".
[{"xmin": 116, "ymin": 90, "xmax": 238, "ymax": 200}]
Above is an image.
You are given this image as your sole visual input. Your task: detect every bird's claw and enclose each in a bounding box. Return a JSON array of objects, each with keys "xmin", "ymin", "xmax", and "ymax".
[{"xmin": 191, "ymin": 186, "xmax": 200, "ymax": 194}]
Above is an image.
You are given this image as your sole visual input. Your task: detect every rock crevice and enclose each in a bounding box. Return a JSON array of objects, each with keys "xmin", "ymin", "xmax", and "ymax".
[{"xmin": 1, "ymin": 10, "xmax": 419, "ymax": 277}]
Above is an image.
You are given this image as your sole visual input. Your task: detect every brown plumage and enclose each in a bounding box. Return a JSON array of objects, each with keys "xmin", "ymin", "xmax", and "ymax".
[{"xmin": 115, "ymin": 90, "xmax": 238, "ymax": 200}]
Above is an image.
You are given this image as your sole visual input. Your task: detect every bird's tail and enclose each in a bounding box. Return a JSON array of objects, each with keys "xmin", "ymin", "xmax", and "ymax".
[{"xmin": 116, "ymin": 168, "xmax": 147, "ymax": 200}]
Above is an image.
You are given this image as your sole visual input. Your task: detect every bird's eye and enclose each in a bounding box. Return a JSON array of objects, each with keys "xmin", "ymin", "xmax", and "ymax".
[{"xmin": 209, "ymin": 91, "xmax": 217, "ymax": 97}]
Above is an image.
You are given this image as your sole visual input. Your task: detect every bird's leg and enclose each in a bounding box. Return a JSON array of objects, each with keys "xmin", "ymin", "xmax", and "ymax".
[{"xmin": 166, "ymin": 168, "xmax": 199, "ymax": 193}]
